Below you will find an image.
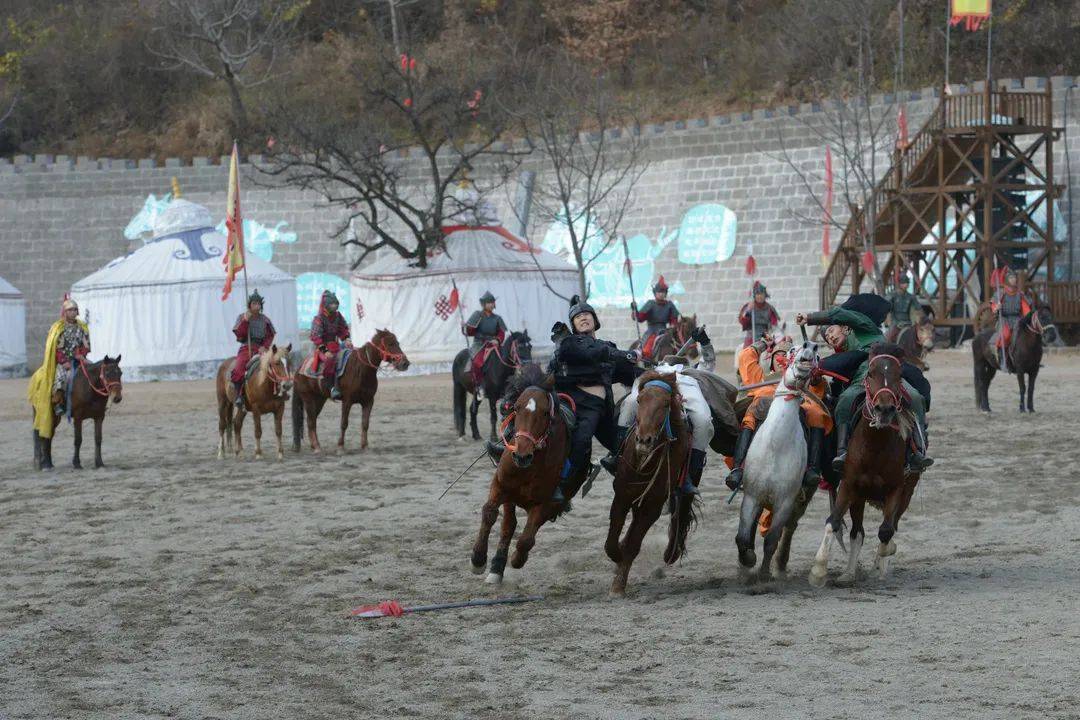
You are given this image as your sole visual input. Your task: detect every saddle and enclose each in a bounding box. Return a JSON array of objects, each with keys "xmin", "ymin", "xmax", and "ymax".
[{"xmin": 300, "ymin": 348, "xmax": 352, "ymax": 380}]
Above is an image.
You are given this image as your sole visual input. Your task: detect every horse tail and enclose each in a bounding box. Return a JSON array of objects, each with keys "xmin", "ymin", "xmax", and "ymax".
[
  {"xmin": 664, "ymin": 492, "xmax": 700, "ymax": 564},
  {"xmin": 453, "ymin": 374, "xmax": 467, "ymax": 436},
  {"xmin": 291, "ymin": 389, "xmax": 303, "ymax": 452}
]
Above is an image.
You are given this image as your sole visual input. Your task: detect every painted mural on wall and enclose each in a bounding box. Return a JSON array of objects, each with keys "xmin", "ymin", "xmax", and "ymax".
[{"xmin": 541, "ymin": 202, "xmax": 740, "ymax": 308}]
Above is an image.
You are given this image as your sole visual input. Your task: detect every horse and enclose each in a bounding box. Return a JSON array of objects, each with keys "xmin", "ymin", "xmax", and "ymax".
[
  {"xmin": 888, "ymin": 317, "xmax": 935, "ymax": 371},
  {"xmin": 470, "ymin": 364, "xmax": 585, "ymax": 585},
  {"xmin": 809, "ymin": 343, "xmax": 920, "ymax": 587},
  {"xmin": 972, "ymin": 304, "xmax": 1057, "ymax": 413},
  {"xmin": 735, "ymin": 341, "xmax": 820, "ymax": 581},
  {"xmin": 634, "ymin": 315, "xmax": 706, "ymax": 367},
  {"xmin": 291, "ymin": 329, "xmax": 410, "ymax": 454},
  {"xmin": 33, "ymin": 356, "xmax": 124, "ymax": 470},
  {"xmin": 605, "ymin": 370, "xmax": 696, "ymax": 596},
  {"xmin": 452, "ymin": 330, "xmax": 532, "ymax": 441},
  {"xmin": 216, "ymin": 344, "xmax": 293, "ymax": 461}
]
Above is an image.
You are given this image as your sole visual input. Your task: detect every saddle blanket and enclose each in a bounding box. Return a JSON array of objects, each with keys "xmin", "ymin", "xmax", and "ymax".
[{"xmin": 300, "ymin": 348, "xmax": 352, "ymax": 379}]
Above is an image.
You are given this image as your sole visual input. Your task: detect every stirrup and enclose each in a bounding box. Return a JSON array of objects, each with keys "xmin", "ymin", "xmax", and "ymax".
[
  {"xmin": 831, "ymin": 452, "xmax": 846, "ymax": 472},
  {"xmin": 330, "ymin": 385, "xmax": 342, "ymax": 400},
  {"xmin": 679, "ymin": 476, "xmax": 700, "ymax": 496}
]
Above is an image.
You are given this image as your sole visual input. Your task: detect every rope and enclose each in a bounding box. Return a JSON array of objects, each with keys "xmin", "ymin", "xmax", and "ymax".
[{"xmin": 80, "ymin": 360, "xmax": 121, "ymax": 398}]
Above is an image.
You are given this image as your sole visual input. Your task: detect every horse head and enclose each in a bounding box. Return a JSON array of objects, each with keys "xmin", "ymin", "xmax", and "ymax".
[
  {"xmin": 780, "ymin": 341, "xmax": 819, "ymax": 391},
  {"xmin": 915, "ymin": 318, "xmax": 935, "ymax": 351},
  {"xmin": 507, "ymin": 374, "xmax": 556, "ymax": 468},
  {"xmin": 865, "ymin": 343, "xmax": 905, "ymax": 430},
  {"xmin": 1025, "ymin": 304, "xmax": 1058, "ymax": 345},
  {"xmin": 100, "ymin": 354, "xmax": 123, "ymax": 404},
  {"xmin": 374, "ymin": 329, "xmax": 410, "ymax": 371},
  {"xmin": 266, "ymin": 344, "xmax": 294, "ymax": 394},
  {"xmin": 634, "ymin": 371, "xmax": 678, "ymax": 455},
  {"xmin": 676, "ymin": 315, "xmax": 700, "ymax": 361},
  {"xmin": 507, "ymin": 330, "xmax": 533, "ymax": 366}
]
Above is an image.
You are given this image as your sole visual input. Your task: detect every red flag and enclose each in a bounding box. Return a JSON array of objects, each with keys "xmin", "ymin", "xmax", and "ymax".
[
  {"xmin": 897, "ymin": 105, "xmax": 909, "ymax": 150},
  {"xmin": 822, "ymin": 146, "xmax": 834, "ymax": 268},
  {"xmin": 449, "ymin": 286, "xmax": 460, "ymax": 311},
  {"xmin": 222, "ymin": 142, "xmax": 245, "ymax": 300},
  {"xmin": 744, "ymin": 243, "xmax": 757, "ymax": 277},
  {"xmin": 434, "ymin": 287, "xmax": 459, "ymax": 320}
]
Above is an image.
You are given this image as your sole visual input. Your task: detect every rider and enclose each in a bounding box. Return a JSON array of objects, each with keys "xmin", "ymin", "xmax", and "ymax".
[
  {"xmin": 990, "ymin": 267, "xmax": 1032, "ymax": 356},
  {"xmin": 631, "ymin": 277, "xmax": 680, "ymax": 358},
  {"xmin": 885, "ymin": 273, "xmax": 922, "ymax": 342},
  {"xmin": 549, "ymin": 295, "xmax": 640, "ymax": 507},
  {"xmin": 738, "ymin": 281, "xmax": 780, "ymax": 348},
  {"xmin": 605, "ymin": 328, "xmax": 714, "ymax": 497},
  {"xmin": 231, "ymin": 290, "xmax": 276, "ymax": 410},
  {"xmin": 796, "ymin": 293, "xmax": 932, "ymax": 475},
  {"xmin": 49, "ymin": 297, "xmax": 92, "ymax": 414},
  {"xmin": 464, "ymin": 291, "xmax": 508, "ymax": 392},
  {"xmin": 310, "ymin": 290, "xmax": 352, "ymax": 400}
]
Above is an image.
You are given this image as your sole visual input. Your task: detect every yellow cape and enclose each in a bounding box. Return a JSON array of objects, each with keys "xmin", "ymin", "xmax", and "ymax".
[{"xmin": 27, "ymin": 319, "xmax": 89, "ymax": 439}]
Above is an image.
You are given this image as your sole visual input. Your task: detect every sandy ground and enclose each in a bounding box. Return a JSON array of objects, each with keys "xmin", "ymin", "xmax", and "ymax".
[{"xmin": 1, "ymin": 349, "xmax": 1079, "ymax": 720}]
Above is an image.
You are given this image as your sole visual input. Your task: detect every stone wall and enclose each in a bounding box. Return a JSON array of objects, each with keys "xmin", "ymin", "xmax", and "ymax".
[{"xmin": 2, "ymin": 76, "xmax": 1079, "ymax": 371}]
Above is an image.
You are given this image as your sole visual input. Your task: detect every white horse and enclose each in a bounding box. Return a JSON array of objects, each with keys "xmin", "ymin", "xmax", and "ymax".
[{"xmin": 735, "ymin": 340, "xmax": 820, "ymax": 581}]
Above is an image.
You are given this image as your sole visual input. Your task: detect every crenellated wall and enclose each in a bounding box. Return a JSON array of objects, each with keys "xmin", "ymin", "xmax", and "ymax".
[{"xmin": 2, "ymin": 75, "xmax": 1078, "ymax": 370}]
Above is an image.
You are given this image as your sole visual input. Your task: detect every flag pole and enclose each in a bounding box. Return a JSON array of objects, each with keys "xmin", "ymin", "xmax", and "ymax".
[
  {"xmin": 621, "ymin": 235, "xmax": 643, "ymax": 346},
  {"xmin": 451, "ymin": 277, "xmax": 469, "ymax": 351}
]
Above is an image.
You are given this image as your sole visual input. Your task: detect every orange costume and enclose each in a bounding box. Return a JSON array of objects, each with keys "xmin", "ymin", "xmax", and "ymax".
[{"xmin": 737, "ymin": 344, "xmax": 832, "ymax": 435}]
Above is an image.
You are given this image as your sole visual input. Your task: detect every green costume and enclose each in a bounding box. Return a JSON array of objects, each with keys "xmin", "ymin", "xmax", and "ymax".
[{"xmin": 887, "ymin": 291, "xmax": 921, "ymax": 328}]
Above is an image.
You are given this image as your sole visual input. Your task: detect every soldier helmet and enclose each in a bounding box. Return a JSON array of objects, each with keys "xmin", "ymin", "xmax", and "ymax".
[
  {"xmin": 568, "ymin": 295, "xmax": 601, "ymax": 332},
  {"xmin": 652, "ymin": 276, "xmax": 669, "ymax": 294},
  {"xmin": 752, "ymin": 281, "xmax": 769, "ymax": 298},
  {"xmin": 247, "ymin": 290, "xmax": 265, "ymax": 307},
  {"xmin": 319, "ymin": 290, "xmax": 338, "ymax": 314},
  {"xmin": 61, "ymin": 295, "xmax": 79, "ymax": 315},
  {"xmin": 480, "ymin": 291, "xmax": 496, "ymax": 305}
]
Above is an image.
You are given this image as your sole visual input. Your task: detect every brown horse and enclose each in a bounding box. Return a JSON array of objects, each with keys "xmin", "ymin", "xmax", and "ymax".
[
  {"xmin": 888, "ymin": 318, "xmax": 935, "ymax": 370},
  {"xmin": 470, "ymin": 364, "xmax": 584, "ymax": 585},
  {"xmin": 810, "ymin": 343, "xmax": 921, "ymax": 586},
  {"xmin": 33, "ymin": 356, "xmax": 124, "ymax": 470},
  {"xmin": 216, "ymin": 344, "xmax": 293, "ymax": 460},
  {"xmin": 605, "ymin": 370, "xmax": 696, "ymax": 596},
  {"xmin": 972, "ymin": 304, "xmax": 1057, "ymax": 413},
  {"xmin": 634, "ymin": 314, "xmax": 705, "ymax": 366},
  {"xmin": 291, "ymin": 329, "xmax": 410, "ymax": 453}
]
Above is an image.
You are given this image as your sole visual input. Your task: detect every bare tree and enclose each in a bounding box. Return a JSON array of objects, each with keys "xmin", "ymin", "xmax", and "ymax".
[
  {"xmin": 768, "ymin": 0, "xmax": 900, "ymax": 293},
  {"xmin": 507, "ymin": 50, "xmax": 648, "ymax": 300},
  {"xmin": 147, "ymin": 0, "xmax": 298, "ymax": 134},
  {"xmin": 259, "ymin": 35, "xmax": 527, "ymax": 269}
]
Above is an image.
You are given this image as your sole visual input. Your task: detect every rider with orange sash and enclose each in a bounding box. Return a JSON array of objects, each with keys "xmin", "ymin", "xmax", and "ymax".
[
  {"xmin": 990, "ymin": 267, "xmax": 1032, "ymax": 352},
  {"xmin": 310, "ymin": 290, "xmax": 352, "ymax": 400}
]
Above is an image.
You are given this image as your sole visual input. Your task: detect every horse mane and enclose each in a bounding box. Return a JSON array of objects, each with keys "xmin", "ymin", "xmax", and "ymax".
[
  {"xmin": 501, "ymin": 363, "xmax": 550, "ymax": 406},
  {"xmin": 869, "ymin": 342, "xmax": 906, "ymax": 362}
]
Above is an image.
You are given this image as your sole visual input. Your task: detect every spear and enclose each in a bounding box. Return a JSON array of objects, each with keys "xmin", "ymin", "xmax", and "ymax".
[
  {"xmin": 621, "ymin": 235, "xmax": 643, "ymax": 346},
  {"xmin": 350, "ymin": 595, "xmax": 544, "ymax": 619},
  {"xmin": 451, "ymin": 276, "xmax": 469, "ymax": 351}
]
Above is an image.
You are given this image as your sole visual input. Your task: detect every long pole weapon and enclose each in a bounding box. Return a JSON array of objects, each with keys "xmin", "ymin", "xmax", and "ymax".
[
  {"xmin": 993, "ymin": 255, "xmax": 1006, "ymax": 369},
  {"xmin": 350, "ymin": 595, "xmax": 544, "ymax": 619},
  {"xmin": 621, "ymin": 235, "xmax": 643, "ymax": 346},
  {"xmin": 451, "ymin": 276, "xmax": 470, "ymax": 351}
]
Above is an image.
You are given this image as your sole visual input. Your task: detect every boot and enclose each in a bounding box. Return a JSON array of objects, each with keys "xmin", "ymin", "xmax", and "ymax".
[
  {"xmin": 681, "ymin": 448, "xmax": 705, "ymax": 496},
  {"xmin": 600, "ymin": 425, "xmax": 630, "ymax": 475},
  {"xmin": 330, "ymin": 377, "xmax": 342, "ymax": 400},
  {"xmin": 725, "ymin": 427, "xmax": 754, "ymax": 491},
  {"xmin": 33, "ymin": 429, "xmax": 42, "ymax": 471},
  {"xmin": 802, "ymin": 427, "xmax": 825, "ymax": 490},
  {"xmin": 905, "ymin": 421, "xmax": 934, "ymax": 475},
  {"xmin": 831, "ymin": 424, "xmax": 849, "ymax": 473},
  {"xmin": 233, "ymin": 380, "xmax": 245, "ymax": 409},
  {"xmin": 41, "ymin": 437, "xmax": 54, "ymax": 470},
  {"xmin": 551, "ymin": 459, "xmax": 575, "ymax": 506}
]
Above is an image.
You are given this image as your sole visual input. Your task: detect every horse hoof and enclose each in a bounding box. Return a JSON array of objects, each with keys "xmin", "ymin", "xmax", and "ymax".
[
  {"xmin": 609, "ymin": 587, "xmax": 626, "ymax": 598},
  {"xmin": 738, "ymin": 549, "xmax": 756, "ymax": 569},
  {"xmin": 72, "ymin": 462, "xmax": 82, "ymax": 470},
  {"xmin": 484, "ymin": 573, "xmax": 503, "ymax": 585},
  {"xmin": 835, "ymin": 573, "xmax": 856, "ymax": 587},
  {"xmin": 808, "ymin": 568, "xmax": 828, "ymax": 587},
  {"xmin": 276, "ymin": 453, "xmax": 284, "ymax": 462},
  {"xmin": 470, "ymin": 563, "xmax": 486, "ymax": 575}
]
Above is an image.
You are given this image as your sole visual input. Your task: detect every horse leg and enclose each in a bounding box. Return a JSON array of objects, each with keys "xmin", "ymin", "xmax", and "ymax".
[
  {"xmin": 274, "ymin": 407, "xmax": 284, "ymax": 461},
  {"xmin": 360, "ymin": 401, "xmax": 373, "ymax": 451},
  {"xmin": 486, "ymin": 502, "xmax": 517, "ymax": 585},
  {"xmin": 471, "ymin": 485, "xmax": 502, "ymax": 574},
  {"xmin": 510, "ymin": 504, "xmax": 547, "ymax": 570},
  {"xmin": 776, "ymin": 488, "xmax": 813, "ymax": 575},
  {"xmin": 338, "ymin": 399, "xmax": 352, "ymax": 454},
  {"xmin": 837, "ymin": 500, "xmax": 866, "ymax": 586},
  {"xmin": 759, "ymin": 499, "xmax": 795, "ymax": 582},
  {"xmin": 469, "ymin": 396, "xmax": 481, "ymax": 441},
  {"xmin": 613, "ymin": 502, "xmax": 663, "ymax": 596},
  {"xmin": 72, "ymin": 417, "xmax": 83, "ymax": 469},
  {"xmin": 488, "ymin": 395, "xmax": 498, "ymax": 442},
  {"xmin": 305, "ymin": 398, "xmax": 321, "ymax": 453},
  {"xmin": 253, "ymin": 413, "xmax": 264, "ymax": 460},
  {"xmin": 218, "ymin": 399, "xmax": 228, "ymax": 459},
  {"xmin": 875, "ymin": 482, "xmax": 915, "ymax": 578},
  {"xmin": 735, "ymin": 492, "xmax": 763, "ymax": 571},
  {"xmin": 810, "ymin": 480, "xmax": 853, "ymax": 587},
  {"xmin": 233, "ymin": 410, "xmax": 245, "ymax": 458},
  {"xmin": 1026, "ymin": 367, "xmax": 1038, "ymax": 413},
  {"xmin": 605, "ymin": 495, "xmax": 630, "ymax": 564},
  {"xmin": 1016, "ymin": 372, "xmax": 1027, "ymax": 413},
  {"xmin": 93, "ymin": 416, "xmax": 104, "ymax": 468}
]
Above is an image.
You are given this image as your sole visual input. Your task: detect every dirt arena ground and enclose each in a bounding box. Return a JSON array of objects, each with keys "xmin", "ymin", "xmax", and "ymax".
[{"xmin": 1, "ymin": 349, "xmax": 1079, "ymax": 720}]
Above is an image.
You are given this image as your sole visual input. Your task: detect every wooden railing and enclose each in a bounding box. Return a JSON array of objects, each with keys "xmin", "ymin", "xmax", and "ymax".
[{"xmin": 1029, "ymin": 281, "xmax": 1080, "ymax": 323}]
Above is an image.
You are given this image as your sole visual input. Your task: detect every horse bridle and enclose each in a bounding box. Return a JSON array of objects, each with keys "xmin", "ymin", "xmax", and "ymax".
[
  {"xmin": 492, "ymin": 338, "xmax": 527, "ymax": 369},
  {"xmin": 264, "ymin": 354, "xmax": 292, "ymax": 395},
  {"xmin": 861, "ymin": 354, "xmax": 904, "ymax": 422},
  {"xmin": 356, "ymin": 338, "xmax": 406, "ymax": 368},
  {"xmin": 80, "ymin": 360, "xmax": 122, "ymax": 398},
  {"xmin": 501, "ymin": 386, "xmax": 572, "ymax": 453}
]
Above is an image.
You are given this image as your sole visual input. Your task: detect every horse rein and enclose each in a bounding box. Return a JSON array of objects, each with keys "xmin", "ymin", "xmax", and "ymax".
[
  {"xmin": 80, "ymin": 360, "xmax": 121, "ymax": 398},
  {"xmin": 501, "ymin": 387, "xmax": 573, "ymax": 454},
  {"xmin": 492, "ymin": 339, "xmax": 525, "ymax": 369},
  {"xmin": 356, "ymin": 339, "xmax": 405, "ymax": 369},
  {"xmin": 264, "ymin": 355, "xmax": 292, "ymax": 395},
  {"xmin": 862, "ymin": 354, "xmax": 904, "ymax": 425}
]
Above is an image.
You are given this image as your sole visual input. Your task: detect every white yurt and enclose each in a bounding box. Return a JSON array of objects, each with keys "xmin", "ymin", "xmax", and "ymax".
[
  {"xmin": 71, "ymin": 199, "xmax": 298, "ymax": 381},
  {"xmin": 0, "ymin": 276, "xmax": 27, "ymax": 377},
  {"xmin": 350, "ymin": 225, "xmax": 579, "ymax": 372}
]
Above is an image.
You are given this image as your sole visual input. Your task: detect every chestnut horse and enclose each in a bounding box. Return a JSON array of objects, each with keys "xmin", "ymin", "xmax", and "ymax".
[
  {"xmin": 634, "ymin": 315, "xmax": 706, "ymax": 367},
  {"xmin": 810, "ymin": 344, "xmax": 920, "ymax": 586},
  {"xmin": 216, "ymin": 344, "xmax": 293, "ymax": 460},
  {"xmin": 971, "ymin": 304, "xmax": 1057, "ymax": 413},
  {"xmin": 291, "ymin": 329, "xmax": 410, "ymax": 453},
  {"xmin": 888, "ymin": 318, "xmax": 935, "ymax": 371},
  {"xmin": 452, "ymin": 330, "xmax": 532, "ymax": 441},
  {"xmin": 470, "ymin": 364, "xmax": 585, "ymax": 585},
  {"xmin": 33, "ymin": 356, "xmax": 124, "ymax": 470},
  {"xmin": 605, "ymin": 370, "xmax": 696, "ymax": 596}
]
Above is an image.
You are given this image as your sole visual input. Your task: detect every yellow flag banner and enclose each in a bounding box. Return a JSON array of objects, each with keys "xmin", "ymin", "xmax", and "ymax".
[
  {"xmin": 950, "ymin": 0, "xmax": 991, "ymax": 31},
  {"xmin": 222, "ymin": 142, "xmax": 245, "ymax": 301}
]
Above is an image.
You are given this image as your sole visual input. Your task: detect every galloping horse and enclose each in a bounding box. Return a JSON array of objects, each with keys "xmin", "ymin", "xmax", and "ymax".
[
  {"xmin": 452, "ymin": 330, "xmax": 532, "ymax": 441},
  {"xmin": 292, "ymin": 329, "xmax": 410, "ymax": 453},
  {"xmin": 470, "ymin": 364, "xmax": 583, "ymax": 585},
  {"xmin": 735, "ymin": 341, "xmax": 820, "ymax": 581},
  {"xmin": 810, "ymin": 344, "xmax": 920, "ymax": 586},
  {"xmin": 634, "ymin": 315, "xmax": 707, "ymax": 367},
  {"xmin": 33, "ymin": 356, "xmax": 124, "ymax": 470},
  {"xmin": 889, "ymin": 317, "xmax": 935, "ymax": 371},
  {"xmin": 216, "ymin": 344, "xmax": 293, "ymax": 460},
  {"xmin": 972, "ymin": 304, "xmax": 1057, "ymax": 413},
  {"xmin": 605, "ymin": 370, "xmax": 696, "ymax": 596}
]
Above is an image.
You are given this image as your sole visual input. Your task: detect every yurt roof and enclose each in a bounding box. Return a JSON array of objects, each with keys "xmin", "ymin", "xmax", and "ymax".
[
  {"xmin": 0, "ymin": 275, "xmax": 22, "ymax": 299},
  {"xmin": 352, "ymin": 225, "xmax": 578, "ymax": 282}
]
